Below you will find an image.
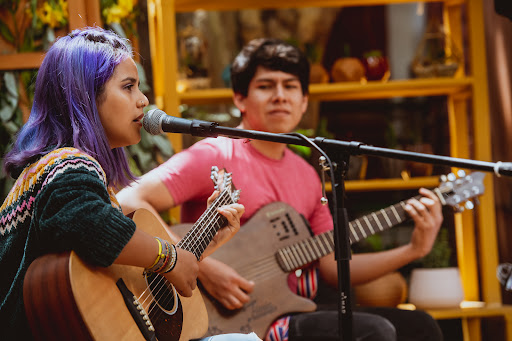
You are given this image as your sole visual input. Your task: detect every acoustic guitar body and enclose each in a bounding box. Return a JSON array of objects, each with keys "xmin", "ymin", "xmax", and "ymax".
[{"xmin": 24, "ymin": 209, "xmax": 208, "ymax": 341}]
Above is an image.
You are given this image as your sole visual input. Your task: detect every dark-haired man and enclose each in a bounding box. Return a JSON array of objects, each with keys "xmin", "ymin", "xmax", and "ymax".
[{"xmin": 118, "ymin": 38, "xmax": 444, "ymax": 341}]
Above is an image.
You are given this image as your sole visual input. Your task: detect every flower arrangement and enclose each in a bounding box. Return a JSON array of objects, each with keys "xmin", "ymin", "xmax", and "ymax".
[
  {"xmin": 0, "ymin": 0, "xmax": 172, "ymax": 202},
  {"xmin": 36, "ymin": 0, "xmax": 68, "ymax": 29},
  {"xmin": 0, "ymin": 0, "xmax": 68, "ymax": 52},
  {"xmin": 100, "ymin": 0, "xmax": 138, "ymax": 38}
]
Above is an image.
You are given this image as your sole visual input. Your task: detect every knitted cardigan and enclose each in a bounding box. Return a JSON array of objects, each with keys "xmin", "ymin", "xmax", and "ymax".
[{"xmin": 0, "ymin": 147, "xmax": 136, "ymax": 340}]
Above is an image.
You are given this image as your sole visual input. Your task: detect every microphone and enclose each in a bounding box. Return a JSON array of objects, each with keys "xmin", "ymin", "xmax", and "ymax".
[{"xmin": 142, "ymin": 108, "xmax": 219, "ymax": 137}]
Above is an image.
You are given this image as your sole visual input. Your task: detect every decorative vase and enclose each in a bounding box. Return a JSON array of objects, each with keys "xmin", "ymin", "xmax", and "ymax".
[
  {"xmin": 408, "ymin": 267, "xmax": 464, "ymax": 309},
  {"xmin": 354, "ymin": 272, "xmax": 408, "ymax": 307}
]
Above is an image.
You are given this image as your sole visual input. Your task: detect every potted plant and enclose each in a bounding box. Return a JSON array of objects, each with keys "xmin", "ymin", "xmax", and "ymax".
[{"xmin": 408, "ymin": 228, "xmax": 464, "ymax": 309}]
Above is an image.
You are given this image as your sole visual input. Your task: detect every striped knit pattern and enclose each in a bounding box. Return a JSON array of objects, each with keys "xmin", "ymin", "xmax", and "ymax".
[
  {"xmin": 265, "ymin": 267, "xmax": 319, "ymax": 341},
  {"xmin": 0, "ymin": 148, "xmax": 106, "ymax": 236}
]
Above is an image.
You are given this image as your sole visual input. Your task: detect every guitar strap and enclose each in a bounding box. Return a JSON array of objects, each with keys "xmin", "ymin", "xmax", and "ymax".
[
  {"xmin": 267, "ymin": 268, "xmax": 319, "ymax": 340},
  {"xmin": 296, "ymin": 267, "xmax": 319, "ymax": 299}
]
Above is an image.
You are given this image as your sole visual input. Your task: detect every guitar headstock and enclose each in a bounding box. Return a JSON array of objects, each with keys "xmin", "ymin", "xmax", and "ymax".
[
  {"xmin": 436, "ymin": 171, "xmax": 485, "ymax": 212},
  {"xmin": 210, "ymin": 166, "xmax": 241, "ymax": 204}
]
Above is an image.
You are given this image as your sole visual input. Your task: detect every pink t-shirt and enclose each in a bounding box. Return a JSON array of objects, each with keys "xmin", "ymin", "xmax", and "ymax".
[
  {"xmin": 153, "ymin": 136, "xmax": 333, "ymax": 236},
  {"xmin": 151, "ymin": 136, "xmax": 334, "ymax": 304}
]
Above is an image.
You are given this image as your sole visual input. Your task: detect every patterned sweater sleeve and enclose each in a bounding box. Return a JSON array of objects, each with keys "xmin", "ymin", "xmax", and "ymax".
[{"xmin": 32, "ymin": 155, "xmax": 136, "ymax": 267}]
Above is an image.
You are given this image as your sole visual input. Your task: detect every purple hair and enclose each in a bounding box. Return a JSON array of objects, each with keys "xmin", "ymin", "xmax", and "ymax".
[{"xmin": 3, "ymin": 27, "xmax": 136, "ymax": 189}]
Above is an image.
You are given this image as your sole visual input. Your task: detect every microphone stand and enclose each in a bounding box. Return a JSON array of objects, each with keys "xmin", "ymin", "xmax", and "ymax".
[{"xmin": 178, "ymin": 119, "xmax": 512, "ymax": 341}]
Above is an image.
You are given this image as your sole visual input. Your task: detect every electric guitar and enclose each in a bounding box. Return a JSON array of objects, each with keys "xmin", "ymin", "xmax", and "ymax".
[
  {"xmin": 174, "ymin": 171, "xmax": 486, "ymax": 338},
  {"xmin": 23, "ymin": 167, "xmax": 241, "ymax": 341}
]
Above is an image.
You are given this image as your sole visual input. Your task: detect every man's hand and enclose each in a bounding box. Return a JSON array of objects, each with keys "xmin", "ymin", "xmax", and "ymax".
[
  {"xmin": 198, "ymin": 258, "xmax": 255, "ymax": 310},
  {"xmin": 405, "ymin": 188, "xmax": 444, "ymax": 258}
]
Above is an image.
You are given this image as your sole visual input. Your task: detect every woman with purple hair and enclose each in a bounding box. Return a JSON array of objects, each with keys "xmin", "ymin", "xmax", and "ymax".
[{"xmin": 0, "ymin": 27, "xmax": 259, "ymax": 341}]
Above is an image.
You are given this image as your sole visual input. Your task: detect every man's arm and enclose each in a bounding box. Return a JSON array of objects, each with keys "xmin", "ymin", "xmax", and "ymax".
[
  {"xmin": 118, "ymin": 171, "xmax": 254, "ymax": 309},
  {"xmin": 318, "ymin": 188, "xmax": 443, "ymax": 286},
  {"xmin": 118, "ymin": 174, "xmax": 176, "ymax": 218}
]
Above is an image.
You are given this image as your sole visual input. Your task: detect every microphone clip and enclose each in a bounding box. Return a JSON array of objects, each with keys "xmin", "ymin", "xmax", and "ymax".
[{"xmin": 190, "ymin": 120, "xmax": 220, "ymax": 138}]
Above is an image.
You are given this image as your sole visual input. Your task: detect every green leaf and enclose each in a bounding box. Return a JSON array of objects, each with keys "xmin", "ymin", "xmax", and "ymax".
[
  {"xmin": 0, "ymin": 72, "xmax": 19, "ymax": 121},
  {"xmin": 30, "ymin": 0, "xmax": 38, "ymax": 28},
  {"xmin": 0, "ymin": 105, "xmax": 15, "ymax": 122},
  {"xmin": 138, "ymin": 130, "xmax": 153, "ymax": 149},
  {"xmin": 4, "ymin": 120, "xmax": 20, "ymax": 135},
  {"xmin": 109, "ymin": 23, "xmax": 126, "ymax": 39},
  {"xmin": 42, "ymin": 27, "xmax": 56, "ymax": 49},
  {"xmin": 4, "ymin": 71, "xmax": 18, "ymax": 99},
  {"xmin": 152, "ymin": 134, "xmax": 173, "ymax": 157},
  {"xmin": 127, "ymin": 156, "xmax": 142, "ymax": 176},
  {"xmin": 0, "ymin": 19, "xmax": 15, "ymax": 44},
  {"xmin": 136, "ymin": 61, "xmax": 151, "ymax": 94}
]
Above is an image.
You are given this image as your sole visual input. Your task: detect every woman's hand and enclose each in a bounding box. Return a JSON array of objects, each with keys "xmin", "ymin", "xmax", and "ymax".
[{"xmin": 162, "ymin": 247, "xmax": 199, "ymax": 297}]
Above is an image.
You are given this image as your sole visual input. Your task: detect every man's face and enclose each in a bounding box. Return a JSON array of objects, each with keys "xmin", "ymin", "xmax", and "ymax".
[{"xmin": 234, "ymin": 66, "xmax": 308, "ymax": 134}]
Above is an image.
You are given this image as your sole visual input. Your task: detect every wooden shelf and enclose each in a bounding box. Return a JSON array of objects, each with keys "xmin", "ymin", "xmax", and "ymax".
[
  {"xmin": 174, "ymin": 0, "xmax": 465, "ymax": 13},
  {"xmin": 427, "ymin": 304, "xmax": 512, "ymax": 320},
  {"xmin": 0, "ymin": 52, "xmax": 44, "ymax": 70},
  {"xmin": 398, "ymin": 302, "xmax": 512, "ymax": 320},
  {"xmin": 150, "ymin": 0, "xmax": 503, "ymax": 338},
  {"xmin": 178, "ymin": 77, "xmax": 473, "ymax": 105},
  {"xmin": 325, "ymin": 176, "xmax": 440, "ymax": 192}
]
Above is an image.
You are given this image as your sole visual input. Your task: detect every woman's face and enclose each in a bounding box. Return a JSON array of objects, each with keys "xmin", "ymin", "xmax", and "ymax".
[{"xmin": 97, "ymin": 57, "xmax": 148, "ymax": 149}]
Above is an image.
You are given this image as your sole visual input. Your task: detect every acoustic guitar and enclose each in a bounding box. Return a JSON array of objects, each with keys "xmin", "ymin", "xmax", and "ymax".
[
  {"xmin": 23, "ymin": 167, "xmax": 240, "ymax": 341},
  {"xmin": 174, "ymin": 171, "xmax": 486, "ymax": 338}
]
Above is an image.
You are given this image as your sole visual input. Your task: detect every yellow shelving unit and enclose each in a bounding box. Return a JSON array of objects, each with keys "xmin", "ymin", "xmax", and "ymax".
[{"xmin": 146, "ymin": 0, "xmax": 511, "ymax": 340}]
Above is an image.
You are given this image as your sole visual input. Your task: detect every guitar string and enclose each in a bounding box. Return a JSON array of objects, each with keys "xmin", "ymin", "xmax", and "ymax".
[
  {"xmin": 142, "ymin": 185, "xmax": 458, "ymax": 321},
  {"xmin": 136, "ymin": 192, "xmax": 232, "ymax": 316},
  {"xmin": 179, "ymin": 189, "xmax": 233, "ymax": 256},
  {"xmin": 141, "ymin": 196, "xmax": 231, "ymax": 319},
  {"xmin": 141, "ymin": 190, "xmax": 432, "ymax": 317},
  {"xmin": 140, "ymin": 205, "xmax": 396, "ymax": 321},
  {"xmin": 178, "ymin": 189, "xmax": 231, "ymax": 251},
  {"xmin": 229, "ymin": 199, "xmax": 422, "ymax": 280},
  {"xmin": 138, "ymin": 189, "xmax": 235, "ymax": 319},
  {"xmin": 150, "ymin": 191, "xmax": 234, "ymax": 318}
]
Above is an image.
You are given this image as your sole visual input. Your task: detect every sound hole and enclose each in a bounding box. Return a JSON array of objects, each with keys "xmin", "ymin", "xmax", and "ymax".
[{"xmin": 145, "ymin": 272, "xmax": 179, "ymax": 314}]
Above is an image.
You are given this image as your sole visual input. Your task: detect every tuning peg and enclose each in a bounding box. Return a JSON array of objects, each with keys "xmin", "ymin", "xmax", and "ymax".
[
  {"xmin": 233, "ymin": 189, "xmax": 242, "ymax": 203},
  {"xmin": 465, "ymin": 201, "xmax": 475, "ymax": 210},
  {"xmin": 210, "ymin": 166, "xmax": 220, "ymax": 189},
  {"xmin": 447, "ymin": 173, "xmax": 457, "ymax": 182},
  {"xmin": 454, "ymin": 204, "xmax": 465, "ymax": 213},
  {"xmin": 455, "ymin": 178, "xmax": 465, "ymax": 187},
  {"xmin": 439, "ymin": 174, "xmax": 448, "ymax": 182},
  {"xmin": 457, "ymin": 170, "xmax": 466, "ymax": 178}
]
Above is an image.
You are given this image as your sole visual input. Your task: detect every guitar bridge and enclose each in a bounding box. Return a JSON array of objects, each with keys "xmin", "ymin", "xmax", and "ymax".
[{"xmin": 116, "ymin": 278, "xmax": 157, "ymax": 341}]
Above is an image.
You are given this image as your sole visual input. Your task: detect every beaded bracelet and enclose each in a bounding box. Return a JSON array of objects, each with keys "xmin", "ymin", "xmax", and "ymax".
[
  {"xmin": 145, "ymin": 237, "xmax": 177, "ymax": 274},
  {"xmin": 162, "ymin": 243, "xmax": 178, "ymax": 273},
  {"xmin": 147, "ymin": 237, "xmax": 163, "ymax": 270}
]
